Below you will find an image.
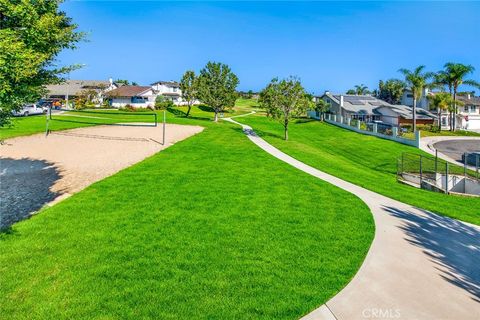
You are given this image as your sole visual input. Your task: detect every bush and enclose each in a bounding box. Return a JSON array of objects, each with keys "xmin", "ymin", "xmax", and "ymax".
[{"xmin": 155, "ymin": 95, "xmax": 175, "ymax": 110}]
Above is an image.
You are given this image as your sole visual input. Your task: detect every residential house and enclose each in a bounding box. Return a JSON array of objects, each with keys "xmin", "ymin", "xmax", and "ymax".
[
  {"xmin": 318, "ymin": 91, "xmax": 435, "ymax": 126},
  {"xmin": 151, "ymin": 81, "xmax": 182, "ymax": 104},
  {"xmin": 106, "ymin": 86, "xmax": 157, "ymax": 108},
  {"xmin": 45, "ymin": 79, "xmax": 118, "ymax": 106},
  {"xmin": 456, "ymin": 94, "xmax": 480, "ymax": 130},
  {"xmin": 401, "ymin": 89, "xmax": 480, "ymax": 130}
]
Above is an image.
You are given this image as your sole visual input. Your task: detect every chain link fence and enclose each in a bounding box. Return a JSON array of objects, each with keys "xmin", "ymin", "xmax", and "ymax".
[{"xmin": 397, "ymin": 152, "xmax": 480, "ymax": 196}]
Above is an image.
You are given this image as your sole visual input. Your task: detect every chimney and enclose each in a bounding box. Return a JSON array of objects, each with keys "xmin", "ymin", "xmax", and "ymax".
[
  {"xmin": 467, "ymin": 93, "xmax": 471, "ymax": 99},
  {"xmin": 109, "ymin": 78, "xmax": 113, "ymax": 85},
  {"xmin": 324, "ymin": 90, "xmax": 330, "ymax": 95},
  {"xmin": 340, "ymin": 95, "xmax": 344, "ymax": 107}
]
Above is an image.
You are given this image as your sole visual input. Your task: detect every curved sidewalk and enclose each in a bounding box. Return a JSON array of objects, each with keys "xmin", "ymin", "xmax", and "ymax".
[{"xmin": 225, "ymin": 117, "xmax": 480, "ymax": 320}]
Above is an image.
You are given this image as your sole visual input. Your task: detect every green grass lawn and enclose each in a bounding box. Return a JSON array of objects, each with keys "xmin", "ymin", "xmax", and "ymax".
[
  {"xmin": 237, "ymin": 115, "xmax": 480, "ymax": 226},
  {"xmin": 0, "ymin": 106, "xmax": 374, "ymax": 319}
]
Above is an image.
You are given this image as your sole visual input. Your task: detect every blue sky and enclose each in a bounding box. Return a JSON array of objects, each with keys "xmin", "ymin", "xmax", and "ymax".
[{"xmin": 59, "ymin": 1, "xmax": 480, "ymax": 94}]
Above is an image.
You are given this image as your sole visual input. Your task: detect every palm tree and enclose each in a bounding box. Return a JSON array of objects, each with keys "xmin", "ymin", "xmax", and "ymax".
[
  {"xmin": 354, "ymin": 84, "xmax": 370, "ymax": 95},
  {"xmin": 398, "ymin": 66, "xmax": 435, "ymax": 133},
  {"xmin": 427, "ymin": 92, "xmax": 453, "ymax": 131},
  {"xmin": 439, "ymin": 63, "xmax": 480, "ymax": 131}
]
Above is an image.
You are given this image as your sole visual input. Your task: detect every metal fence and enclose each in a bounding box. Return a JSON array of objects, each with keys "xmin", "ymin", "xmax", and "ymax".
[{"xmin": 397, "ymin": 152, "xmax": 480, "ymax": 195}]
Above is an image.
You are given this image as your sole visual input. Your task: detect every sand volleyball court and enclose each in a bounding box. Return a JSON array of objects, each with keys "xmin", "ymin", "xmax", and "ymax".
[{"xmin": 0, "ymin": 123, "xmax": 203, "ymax": 228}]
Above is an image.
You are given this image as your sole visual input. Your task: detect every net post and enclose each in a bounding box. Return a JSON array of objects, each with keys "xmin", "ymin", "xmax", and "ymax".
[
  {"xmin": 45, "ymin": 106, "xmax": 50, "ymax": 137},
  {"xmin": 162, "ymin": 110, "xmax": 166, "ymax": 145}
]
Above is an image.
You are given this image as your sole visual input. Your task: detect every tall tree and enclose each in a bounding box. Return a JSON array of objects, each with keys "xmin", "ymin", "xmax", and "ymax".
[
  {"xmin": 0, "ymin": 0, "xmax": 83, "ymax": 126},
  {"xmin": 398, "ymin": 66, "xmax": 435, "ymax": 133},
  {"xmin": 438, "ymin": 63, "xmax": 480, "ymax": 131},
  {"xmin": 179, "ymin": 70, "xmax": 198, "ymax": 117},
  {"xmin": 377, "ymin": 79, "xmax": 405, "ymax": 104},
  {"xmin": 259, "ymin": 77, "xmax": 310, "ymax": 140},
  {"xmin": 197, "ymin": 62, "xmax": 239, "ymax": 122}
]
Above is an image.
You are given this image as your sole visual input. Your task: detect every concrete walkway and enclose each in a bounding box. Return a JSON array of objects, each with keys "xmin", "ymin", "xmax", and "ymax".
[{"xmin": 224, "ymin": 117, "xmax": 480, "ymax": 320}]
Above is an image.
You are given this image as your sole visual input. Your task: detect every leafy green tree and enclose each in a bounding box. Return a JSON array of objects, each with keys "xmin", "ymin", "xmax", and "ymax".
[
  {"xmin": 259, "ymin": 77, "xmax": 310, "ymax": 140},
  {"xmin": 377, "ymin": 79, "xmax": 405, "ymax": 104},
  {"xmin": 346, "ymin": 89, "xmax": 356, "ymax": 95},
  {"xmin": 0, "ymin": 0, "xmax": 83, "ymax": 126},
  {"xmin": 398, "ymin": 66, "xmax": 435, "ymax": 133},
  {"xmin": 346, "ymin": 84, "xmax": 370, "ymax": 95},
  {"xmin": 197, "ymin": 62, "xmax": 239, "ymax": 122},
  {"xmin": 437, "ymin": 63, "xmax": 480, "ymax": 130},
  {"xmin": 179, "ymin": 70, "xmax": 198, "ymax": 117}
]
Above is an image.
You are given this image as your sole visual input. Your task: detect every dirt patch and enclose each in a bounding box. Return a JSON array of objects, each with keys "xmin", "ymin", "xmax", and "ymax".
[{"xmin": 0, "ymin": 124, "xmax": 203, "ymax": 229}]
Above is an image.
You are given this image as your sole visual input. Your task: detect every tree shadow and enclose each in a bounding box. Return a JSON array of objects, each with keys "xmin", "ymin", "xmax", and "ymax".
[
  {"xmin": 166, "ymin": 107, "xmax": 187, "ymax": 117},
  {"xmin": 0, "ymin": 158, "xmax": 62, "ymax": 231},
  {"xmin": 383, "ymin": 206, "xmax": 480, "ymax": 302},
  {"xmin": 197, "ymin": 105, "xmax": 215, "ymax": 113}
]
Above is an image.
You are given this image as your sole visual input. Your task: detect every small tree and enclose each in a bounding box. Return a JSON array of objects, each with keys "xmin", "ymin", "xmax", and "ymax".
[
  {"xmin": 197, "ymin": 62, "xmax": 239, "ymax": 122},
  {"xmin": 259, "ymin": 77, "xmax": 310, "ymax": 140},
  {"xmin": 346, "ymin": 84, "xmax": 370, "ymax": 95},
  {"xmin": 314, "ymin": 99, "xmax": 331, "ymax": 121},
  {"xmin": 179, "ymin": 70, "xmax": 197, "ymax": 117},
  {"xmin": 427, "ymin": 92, "xmax": 454, "ymax": 131}
]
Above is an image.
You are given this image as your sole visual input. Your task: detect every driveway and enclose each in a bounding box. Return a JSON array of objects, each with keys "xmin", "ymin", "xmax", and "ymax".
[
  {"xmin": 433, "ymin": 139, "xmax": 480, "ymax": 162},
  {"xmin": 420, "ymin": 136, "xmax": 480, "ymax": 169}
]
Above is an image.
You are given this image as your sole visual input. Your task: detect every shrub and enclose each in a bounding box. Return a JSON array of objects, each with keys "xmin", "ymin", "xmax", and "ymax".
[{"xmin": 155, "ymin": 95, "xmax": 175, "ymax": 110}]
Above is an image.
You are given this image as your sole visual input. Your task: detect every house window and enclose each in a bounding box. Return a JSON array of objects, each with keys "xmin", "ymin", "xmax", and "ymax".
[
  {"xmin": 407, "ymin": 94, "xmax": 413, "ymax": 98},
  {"xmin": 131, "ymin": 96, "xmax": 147, "ymax": 103}
]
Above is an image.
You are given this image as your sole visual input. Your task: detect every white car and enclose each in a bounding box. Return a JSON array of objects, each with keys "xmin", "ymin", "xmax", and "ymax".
[{"xmin": 12, "ymin": 104, "xmax": 47, "ymax": 117}]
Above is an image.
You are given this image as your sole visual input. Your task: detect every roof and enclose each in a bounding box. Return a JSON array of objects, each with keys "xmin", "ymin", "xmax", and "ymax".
[
  {"xmin": 377, "ymin": 104, "xmax": 437, "ymax": 120},
  {"xmin": 106, "ymin": 86, "xmax": 152, "ymax": 97},
  {"xmin": 161, "ymin": 92, "xmax": 181, "ymax": 96},
  {"xmin": 151, "ymin": 80, "xmax": 180, "ymax": 88},
  {"xmin": 46, "ymin": 80, "xmax": 111, "ymax": 96},
  {"xmin": 323, "ymin": 93, "xmax": 393, "ymax": 115},
  {"xmin": 456, "ymin": 95, "xmax": 480, "ymax": 106}
]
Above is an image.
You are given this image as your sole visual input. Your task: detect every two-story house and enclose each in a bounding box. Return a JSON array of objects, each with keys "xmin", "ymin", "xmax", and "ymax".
[
  {"xmin": 456, "ymin": 94, "xmax": 480, "ymax": 130},
  {"xmin": 151, "ymin": 81, "xmax": 182, "ymax": 104}
]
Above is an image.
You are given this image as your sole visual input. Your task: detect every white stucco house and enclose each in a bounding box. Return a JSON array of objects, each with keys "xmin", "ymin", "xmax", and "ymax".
[
  {"xmin": 106, "ymin": 85, "xmax": 157, "ymax": 108},
  {"xmin": 455, "ymin": 94, "xmax": 480, "ymax": 130},
  {"xmin": 151, "ymin": 81, "xmax": 182, "ymax": 104}
]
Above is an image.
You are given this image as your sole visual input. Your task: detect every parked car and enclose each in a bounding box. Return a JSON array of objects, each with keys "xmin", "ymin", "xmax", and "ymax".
[{"xmin": 12, "ymin": 104, "xmax": 47, "ymax": 117}]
